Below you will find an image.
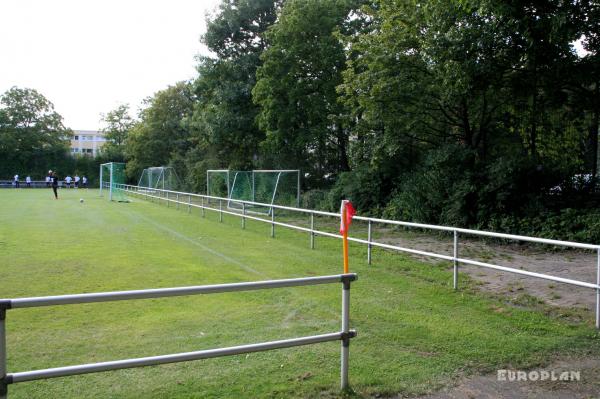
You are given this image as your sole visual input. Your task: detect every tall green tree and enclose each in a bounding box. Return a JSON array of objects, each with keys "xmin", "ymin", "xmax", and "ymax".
[
  {"xmin": 188, "ymin": 0, "xmax": 280, "ymax": 174},
  {"xmin": 0, "ymin": 87, "xmax": 70, "ymax": 177},
  {"xmin": 100, "ymin": 104, "xmax": 135, "ymax": 161},
  {"xmin": 337, "ymin": 0, "xmax": 592, "ymax": 224},
  {"xmin": 253, "ymin": 0, "xmax": 357, "ymax": 187},
  {"xmin": 126, "ymin": 82, "xmax": 195, "ymax": 181}
]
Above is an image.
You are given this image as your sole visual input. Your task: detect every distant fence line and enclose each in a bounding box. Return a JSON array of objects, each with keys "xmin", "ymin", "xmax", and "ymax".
[
  {"xmin": 111, "ymin": 183, "xmax": 600, "ymax": 330},
  {"xmin": 0, "ymin": 180, "xmax": 48, "ymax": 188},
  {"xmin": 0, "ymin": 274, "xmax": 357, "ymax": 398},
  {"xmin": 0, "ymin": 181, "xmax": 89, "ymax": 188}
]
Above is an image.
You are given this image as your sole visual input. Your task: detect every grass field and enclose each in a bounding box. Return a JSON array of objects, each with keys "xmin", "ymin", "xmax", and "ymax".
[{"xmin": 1, "ymin": 188, "xmax": 599, "ymax": 398}]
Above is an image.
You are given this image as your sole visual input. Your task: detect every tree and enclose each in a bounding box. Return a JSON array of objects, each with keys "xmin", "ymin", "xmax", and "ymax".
[
  {"xmin": 335, "ymin": 0, "xmax": 593, "ymax": 224},
  {"xmin": 253, "ymin": 0, "xmax": 359, "ymax": 187},
  {"xmin": 126, "ymin": 82, "xmax": 195, "ymax": 181},
  {"xmin": 188, "ymin": 0, "xmax": 280, "ymax": 172},
  {"xmin": 0, "ymin": 87, "xmax": 70, "ymax": 177},
  {"xmin": 100, "ymin": 104, "xmax": 135, "ymax": 161}
]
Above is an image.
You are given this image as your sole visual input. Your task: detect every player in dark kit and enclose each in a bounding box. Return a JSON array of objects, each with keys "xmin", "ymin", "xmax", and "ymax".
[{"xmin": 51, "ymin": 171, "xmax": 59, "ymax": 199}]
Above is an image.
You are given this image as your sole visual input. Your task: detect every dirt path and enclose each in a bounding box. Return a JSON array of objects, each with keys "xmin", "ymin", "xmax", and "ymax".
[
  {"xmin": 379, "ymin": 232, "xmax": 598, "ymax": 313},
  {"xmin": 417, "ymin": 356, "xmax": 600, "ymax": 399},
  {"xmin": 376, "ymin": 231, "xmax": 600, "ymax": 398}
]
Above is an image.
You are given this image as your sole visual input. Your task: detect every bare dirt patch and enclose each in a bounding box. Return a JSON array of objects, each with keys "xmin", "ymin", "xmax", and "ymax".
[
  {"xmin": 378, "ymin": 230, "xmax": 597, "ymax": 315},
  {"xmin": 418, "ymin": 356, "xmax": 600, "ymax": 399},
  {"xmin": 374, "ymin": 230, "xmax": 600, "ymax": 398}
]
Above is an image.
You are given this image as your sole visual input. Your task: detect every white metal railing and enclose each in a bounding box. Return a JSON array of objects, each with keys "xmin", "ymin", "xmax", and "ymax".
[
  {"xmin": 0, "ymin": 274, "xmax": 357, "ymax": 398},
  {"xmin": 1, "ymin": 180, "xmax": 90, "ymax": 188},
  {"xmin": 1, "ymin": 180, "xmax": 51, "ymax": 188},
  {"xmin": 111, "ymin": 183, "xmax": 600, "ymax": 329}
]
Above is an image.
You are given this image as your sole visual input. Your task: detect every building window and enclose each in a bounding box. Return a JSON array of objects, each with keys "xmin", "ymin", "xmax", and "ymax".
[{"xmin": 74, "ymin": 135, "xmax": 79, "ymax": 140}]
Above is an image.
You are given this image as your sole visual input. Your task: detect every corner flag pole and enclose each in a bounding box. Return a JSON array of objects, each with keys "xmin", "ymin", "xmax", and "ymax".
[
  {"xmin": 340, "ymin": 200, "xmax": 355, "ymax": 274},
  {"xmin": 342, "ymin": 205, "xmax": 349, "ymax": 274}
]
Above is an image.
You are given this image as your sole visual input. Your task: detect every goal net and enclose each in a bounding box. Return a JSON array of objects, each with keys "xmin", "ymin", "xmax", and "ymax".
[
  {"xmin": 100, "ymin": 162, "xmax": 128, "ymax": 202},
  {"xmin": 138, "ymin": 167, "xmax": 181, "ymax": 191},
  {"xmin": 207, "ymin": 170, "xmax": 300, "ymax": 214}
]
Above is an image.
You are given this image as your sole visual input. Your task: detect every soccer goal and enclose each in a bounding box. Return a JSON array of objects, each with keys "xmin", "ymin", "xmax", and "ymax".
[
  {"xmin": 206, "ymin": 169, "xmax": 230, "ymax": 200},
  {"xmin": 138, "ymin": 166, "xmax": 181, "ymax": 191},
  {"xmin": 207, "ymin": 169, "xmax": 300, "ymax": 214},
  {"xmin": 100, "ymin": 162, "xmax": 128, "ymax": 202}
]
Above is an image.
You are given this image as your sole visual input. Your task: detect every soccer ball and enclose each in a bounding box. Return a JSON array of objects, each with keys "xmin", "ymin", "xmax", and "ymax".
[{"xmin": 80, "ymin": 199, "xmax": 84, "ymax": 203}]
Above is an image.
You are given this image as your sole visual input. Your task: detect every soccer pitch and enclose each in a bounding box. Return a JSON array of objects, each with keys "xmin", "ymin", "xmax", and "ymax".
[{"xmin": 1, "ymin": 189, "xmax": 599, "ymax": 398}]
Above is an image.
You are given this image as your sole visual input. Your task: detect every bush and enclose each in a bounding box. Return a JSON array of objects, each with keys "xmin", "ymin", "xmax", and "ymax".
[
  {"xmin": 301, "ymin": 189, "xmax": 329, "ymax": 210},
  {"xmin": 326, "ymin": 165, "xmax": 389, "ymax": 214},
  {"xmin": 383, "ymin": 144, "xmax": 477, "ymax": 226},
  {"xmin": 487, "ymin": 208, "xmax": 600, "ymax": 244}
]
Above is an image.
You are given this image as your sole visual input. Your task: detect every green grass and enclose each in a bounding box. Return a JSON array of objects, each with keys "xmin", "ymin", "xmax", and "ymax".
[{"xmin": 1, "ymin": 188, "xmax": 599, "ymax": 398}]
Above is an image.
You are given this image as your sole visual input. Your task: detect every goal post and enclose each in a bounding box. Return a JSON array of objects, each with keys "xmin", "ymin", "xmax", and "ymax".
[
  {"xmin": 138, "ymin": 166, "xmax": 181, "ymax": 191},
  {"xmin": 207, "ymin": 169, "xmax": 300, "ymax": 214},
  {"xmin": 206, "ymin": 170, "xmax": 230, "ymax": 202},
  {"xmin": 252, "ymin": 170, "xmax": 300, "ymax": 208},
  {"xmin": 100, "ymin": 162, "xmax": 128, "ymax": 202}
]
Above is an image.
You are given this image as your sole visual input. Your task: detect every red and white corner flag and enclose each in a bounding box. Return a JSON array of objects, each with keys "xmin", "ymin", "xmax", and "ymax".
[{"xmin": 339, "ymin": 200, "xmax": 356, "ymax": 235}]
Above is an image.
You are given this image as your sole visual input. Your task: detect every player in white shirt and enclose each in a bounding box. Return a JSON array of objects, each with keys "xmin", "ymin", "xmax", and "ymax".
[
  {"xmin": 25, "ymin": 176, "xmax": 31, "ymax": 188},
  {"xmin": 82, "ymin": 176, "xmax": 88, "ymax": 188},
  {"xmin": 74, "ymin": 175, "xmax": 80, "ymax": 188},
  {"xmin": 65, "ymin": 175, "xmax": 72, "ymax": 188},
  {"xmin": 13, "ymin": 174, "xmax": 19, "ymax": 188}
]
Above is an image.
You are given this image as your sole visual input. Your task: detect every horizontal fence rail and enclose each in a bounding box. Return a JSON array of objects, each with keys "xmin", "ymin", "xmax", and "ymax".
[
  {"xmin": 111, "ymin": 183, "xmax": 600, "ymax": 329},
  {"xmin": 0, "ymin": 274, "xmax": 358, "ymax": 398},
  {"xmin": 0, "ymin": 181, "xmax": 71, "ymax": 188}
]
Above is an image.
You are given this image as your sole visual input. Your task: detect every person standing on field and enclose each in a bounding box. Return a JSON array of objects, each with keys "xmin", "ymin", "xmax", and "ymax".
[
  {"xmin": 14, "ymin": 174, "xmax": 19, "ymax": 188},
  {"xmin": 74, "ymin": 174, "xmax": 80, "ymax": 188},
  {"xmin": 26, "ymin": 176, "xmax": 31, "ymax": 188},
  {"xmin": 82, "ymin": 176, "xmax": 88, "ymax": 188},
  {"xmin": 51, "ymin": 171, "xmax": 59, "ymax": 199}
]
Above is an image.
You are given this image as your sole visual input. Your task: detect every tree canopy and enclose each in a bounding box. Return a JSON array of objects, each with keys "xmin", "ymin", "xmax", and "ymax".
[{"xmin": 0, "ymin": 87, "xmax": 70, "ymax": 177}]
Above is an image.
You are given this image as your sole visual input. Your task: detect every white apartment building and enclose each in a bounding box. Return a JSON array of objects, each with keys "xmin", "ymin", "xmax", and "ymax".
[{"xmin": 70, "ymin": 130, "xmax": 107, "ymax": 156}]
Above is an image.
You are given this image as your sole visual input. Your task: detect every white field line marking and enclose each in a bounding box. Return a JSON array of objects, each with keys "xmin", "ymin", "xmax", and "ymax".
[
  {"xmin": 116, "ymin": 201, "xmax": 340, "ymax": 320},
  {"xmin": 114, "ymin": 205, "xmax": 267, "ymax": 278}
]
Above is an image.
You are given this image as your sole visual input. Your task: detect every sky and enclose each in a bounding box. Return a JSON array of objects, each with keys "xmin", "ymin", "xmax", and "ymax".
[{"xmin": 0, "ymin": 0, "xmax": 221, "ymax": 130}]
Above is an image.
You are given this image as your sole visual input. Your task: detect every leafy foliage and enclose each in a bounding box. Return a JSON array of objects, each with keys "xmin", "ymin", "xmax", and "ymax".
[
  {"xmin": 187, "ymin": 0, "xmax": 280, "ymax": 175},
  {"xmin": 126, "ymin": 82, "xmax": 194, "ymax": 181},
  {"xmin": 100, "ymin": 104, "xmax": 135, "ymax": 161},
  {"xmin": 253, "ymin": 0, "xmax": 357, "ymax": 186},
  {"xmin": 0, "ymin": 87, "xmax": 71, "ymax": 177}
]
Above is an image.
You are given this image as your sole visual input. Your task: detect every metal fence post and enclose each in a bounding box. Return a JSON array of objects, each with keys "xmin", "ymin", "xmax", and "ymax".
[
  {"xmin": 596, "ymin": 248, "xmax": 599, "ymax": 329},
  {"xmin": 0, "ymin": 305, "xmax": 8, "ymax": 399},
  {"xmin": 176, "ymin": 193, "xmax": 179, "ymax": 210},
  {"xmin": 341, "ymin": 278, "xmax": 351, "ymax": 390},
  {"xmin": 219, "ymin": 199, "xmax": 223, "ymax": 222},
  {"xmin": 271, "ymin": 208, "xmax": 275, "ymax": 238},
  {"xmin": 453, "ymin": 231, "xmax": 459, "ymax": 290},
  {"xmin": 367, "ymin": 220, "xmax": 372, "ymax": 265},
  {"xmin": 201, "ymin": 197, "xmax": 205, "ymax": 218},
  {"xmin": 166, "ymin": 191, "xmax": 169, "ymax": 208},
  {"xmin": 188, "ymin": 195, "xmax": 191, "ymax": 214},
  {"xmin": 242, "ymin": 203, "xmax": 246, "ymax": 229},
  {"xmin": 310, "ymin": 213, "xmax": 315, "ymax": 249}
]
